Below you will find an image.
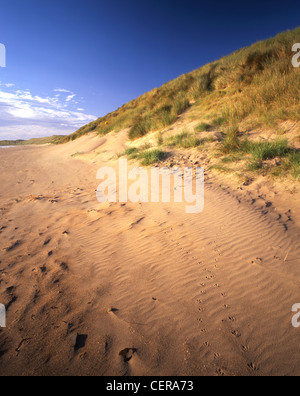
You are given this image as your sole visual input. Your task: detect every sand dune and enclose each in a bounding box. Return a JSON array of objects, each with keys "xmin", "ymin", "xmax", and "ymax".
[{"xmin": 0, "ymin": 135, "xmax": 300, "ymax": 376}]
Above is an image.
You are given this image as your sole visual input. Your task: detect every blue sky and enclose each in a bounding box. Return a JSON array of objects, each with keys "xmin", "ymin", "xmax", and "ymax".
[{"xmin": 0, "ymin": 0, "xmax": 299, "ymax": 140}]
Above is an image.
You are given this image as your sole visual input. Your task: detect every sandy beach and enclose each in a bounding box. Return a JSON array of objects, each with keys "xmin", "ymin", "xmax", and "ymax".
[{"xmin": 0, "ymin": 133, "xmax": 299, "ymax": 376}]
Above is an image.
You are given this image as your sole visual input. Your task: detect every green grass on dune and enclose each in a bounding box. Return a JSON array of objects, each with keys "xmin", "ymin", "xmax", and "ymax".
[
  {"xmin": 140, "ymin": 149, "xmax": 169, "ymax": 166},
  {"xmin": 122, "ymin": 146, "xmax": 169, "ymax": 166},
  {"xmin": 215, "ymin": 125, "xmax": 300, "ymax": 179}
]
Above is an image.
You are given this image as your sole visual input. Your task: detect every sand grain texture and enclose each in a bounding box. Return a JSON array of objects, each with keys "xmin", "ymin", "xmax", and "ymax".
[{"xmin": 0, "ymin": 135, "xmax": 300, "ymax": 376}]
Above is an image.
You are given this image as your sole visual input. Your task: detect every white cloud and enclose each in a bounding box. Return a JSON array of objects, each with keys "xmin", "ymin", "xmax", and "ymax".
[
  {"xmin": 0, "ymin": 85, "xmax": 96, "ymax": 140},
  {"xmin": 54, "ymin": 88, "xmax": 72, "ymax": 93},
  {"xmin": 66, "ymin": 93, "xmax": 76, "ymax": 102}
]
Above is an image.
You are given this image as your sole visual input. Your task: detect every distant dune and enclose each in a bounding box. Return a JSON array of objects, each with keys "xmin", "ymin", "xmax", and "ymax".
[{"xmin": 0, "ymin": 136, "xmax": 66, "ymax": 146}]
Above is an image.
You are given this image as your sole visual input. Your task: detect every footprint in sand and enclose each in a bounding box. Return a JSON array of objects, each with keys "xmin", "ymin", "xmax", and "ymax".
[
  {"xmin": 0, "ymin": 226, "xmax": 7, "ymax": 234},
  {"xmin": 5, "ymin": 286, "xmax": 17, "ymax": 310},
  {"xmin": 60, "ymin": 262, "xmax": 69, "ymax": 271},
  {"xmin": 5, "ymin": 240, "xmax": 22, "ymax": 252},
  {"xmin": 119, "ymin": 348, "xmax": 137, "ymax": 363}
]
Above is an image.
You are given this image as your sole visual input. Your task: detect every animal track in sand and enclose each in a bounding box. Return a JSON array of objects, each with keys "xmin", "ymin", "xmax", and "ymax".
[
  {"xmin": 241, "ymin": 345, "xmax": 249, "ymax": 353},
  {"xmin": 251, "ymin": 257, "xmax": 263, "ymax": 266},
  {"xmin": 216, "ymin": 368, "xmax": 225, "ymax": 376},
  {"xmin": 248, "ymin": 362, "xmax": 258, "ymax": 371}
]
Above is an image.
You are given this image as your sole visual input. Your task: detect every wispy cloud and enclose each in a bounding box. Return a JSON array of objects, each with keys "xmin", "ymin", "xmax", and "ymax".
[
  {"xmin": 66, "ymin": 93, "xmax": 76, "ymax": 103},
  {"xmin": 54, "ymin": 88, "xmax": 71, "ymax": 93},
  {"xmin": 0, "ymin": 84, "xmax": 97, "ymax": 140}
]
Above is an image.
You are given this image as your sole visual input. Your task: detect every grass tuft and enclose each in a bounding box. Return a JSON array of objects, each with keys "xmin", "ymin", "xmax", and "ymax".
[
  {"xmin": 165, "ymin": 132, "xmax": 203, "ymax": 148},
  {"xmin": 140, "ymin": 149, "xmax": 169, "ymax": 166},
  {"xmin": 195, "ymin": 122, "xmax": 210, "ymax": 132},
  {"xmin": 219, "ymin": 125, "xmax": 240, "ymax": 154},
  {"xmin": 157, "ymin": 132, "xmax": 164, "ymax": 146}
]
